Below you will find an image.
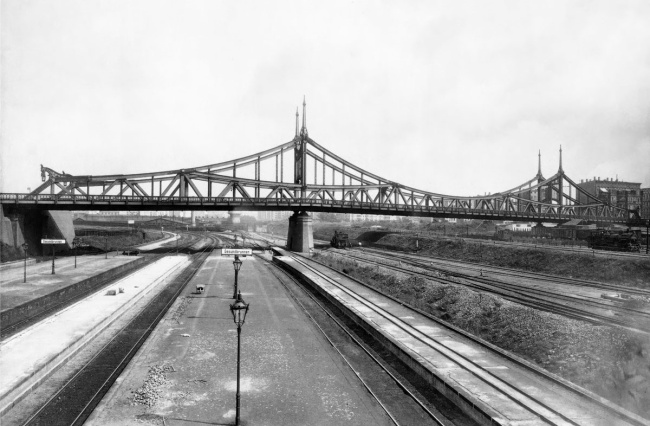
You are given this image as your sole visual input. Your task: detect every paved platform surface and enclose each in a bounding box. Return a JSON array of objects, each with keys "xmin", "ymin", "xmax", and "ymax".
[
  {"xmin": 0, "ymin": 255, "xmax": 141, "ymax": 312},
  {"xmin": 0, "ymin": 256, "xmax": 191, "ymax": 413},
  {"xmin": 0, "ymin": 258, "xmax": 37, "ymax": 271},
  {"xmin": 87, "ymin": 251, "xmax": 393, "ymax": 426}
]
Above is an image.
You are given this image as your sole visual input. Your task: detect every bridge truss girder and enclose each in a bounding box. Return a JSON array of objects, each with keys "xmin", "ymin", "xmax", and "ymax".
[{"xmin": 6, "ymin": 104, "xmax": 632, "ymax": 224}]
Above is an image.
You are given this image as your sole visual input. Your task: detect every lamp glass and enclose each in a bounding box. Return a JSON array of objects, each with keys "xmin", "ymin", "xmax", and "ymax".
[
  {"xmin": 229, "ymin": 296, "xmax": 249, "ymax": 326},
  {"xmin": 233, "ymin": 258, "xmax": 243, "ymax": 271}
]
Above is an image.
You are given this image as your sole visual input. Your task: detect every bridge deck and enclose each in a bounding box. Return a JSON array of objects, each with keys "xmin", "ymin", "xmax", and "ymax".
[{"xmin": 0, "ymin": 194, "xmax": 628, "ymax": 224}]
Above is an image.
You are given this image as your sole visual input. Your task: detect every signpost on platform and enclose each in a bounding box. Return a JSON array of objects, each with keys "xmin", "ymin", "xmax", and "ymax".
[
  {"xmin": 221, "ymin": 249, "xmax": 251, "ymax": 298},
  {"xmin": 41, "ymin": 238, "xmax": 66, "ymax": 274},
  {"xmin": 222, "ymin": 248, "xmax": 253, "ymax": 256}
]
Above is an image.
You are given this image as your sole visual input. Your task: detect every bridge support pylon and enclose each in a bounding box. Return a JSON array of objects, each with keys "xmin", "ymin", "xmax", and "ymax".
[{"xmin": 286, "ymin": 211, "xmax": 313, "ymax": 253}]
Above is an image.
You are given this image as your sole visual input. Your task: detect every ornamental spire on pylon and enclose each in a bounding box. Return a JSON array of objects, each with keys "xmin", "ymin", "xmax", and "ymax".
[{"xmin": 300, "ymin": 96, "xmax": 308, "ymax": 139}]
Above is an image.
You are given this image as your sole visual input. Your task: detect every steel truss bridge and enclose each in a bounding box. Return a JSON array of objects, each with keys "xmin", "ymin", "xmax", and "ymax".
[{"xmin": 0, "ymin": 101, "xmax": 632, "ymax": 224}]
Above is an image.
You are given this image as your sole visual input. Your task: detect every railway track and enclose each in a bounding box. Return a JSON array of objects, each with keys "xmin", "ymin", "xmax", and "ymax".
[
  {"xmin": 0, "ymin": 257, "xmax": 153, "ymax": 339},
  {"xmin": 2, "ymin": 231, "xmax": 217, "ymax": 340},
  {"xmin": 21, "ymin": 245, "xmax": 213, "ymax": 426},
  {"xmin": 384, "ymin": 232, "xmax": 649, "ymax": 260},
  {"xmin": 261, "ymin": 254, "xmax": 448, "ymax": 426},
  {"xmin": 359, "ymin": 246, "xmax": 650, "ymax": 300},
  {"xmin": 334, "ymin": 247, "xmax": 650, "ymax": 334},
  {"xmin": 278, "ymin": 251, "xmax": 647, "ymax": 426}
]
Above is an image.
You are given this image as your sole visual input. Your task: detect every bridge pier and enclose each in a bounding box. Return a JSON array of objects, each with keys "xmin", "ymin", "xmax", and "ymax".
[
  {"xmin": 1, "ymin": 207, "xmax": 75, "ymax": 255},
  {"xmin": 286, "ymin": 211, "xmax": 313, "ymax": 253}
]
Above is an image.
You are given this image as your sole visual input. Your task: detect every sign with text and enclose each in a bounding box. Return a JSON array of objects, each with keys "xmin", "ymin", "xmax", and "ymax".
[
  {"xmin": 128, "ymin": 220, "xmax": 135, "ymax": 224},
  {"xmin": 222, "ymin": 248, "xmax": 253, "ymax": 256},
  {"xmin": 41, "ymin": 239, "xmax": 66, "ymax": 244}
]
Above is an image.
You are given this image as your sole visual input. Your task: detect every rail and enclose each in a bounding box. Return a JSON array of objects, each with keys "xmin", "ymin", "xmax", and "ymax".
[{"xmin": 282, "ymin": 251, "xmax": 648, "ymax": 426}]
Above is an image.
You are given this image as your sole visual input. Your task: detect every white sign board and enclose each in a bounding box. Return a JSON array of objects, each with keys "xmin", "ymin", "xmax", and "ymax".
[
  {"xmin": 128, "ymin": 220, "xmax": 135, "ymax": 224},
  {"xmin": 41, "ymin": 239, "xmax": 66, "ymax": 244},
  {"xmin": 222, "ymin": 248, "xmax": 253, "ymax": 256}
]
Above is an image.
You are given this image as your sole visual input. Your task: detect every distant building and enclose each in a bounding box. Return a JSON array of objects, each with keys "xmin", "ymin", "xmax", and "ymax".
[
  {"xmin": 257, "ymin": 211, "xmax": 292, "ymax": 221},
  {"xmin": 641, "ymin": 188, "xmax": 650, "ymax": 219},
  {"xmin": 504, "ymin": 223, "xmax": 532, "ymax": 232},
  {"xmin": 577, "ymin": 177, "xmax": 641, "ymax": 212}
]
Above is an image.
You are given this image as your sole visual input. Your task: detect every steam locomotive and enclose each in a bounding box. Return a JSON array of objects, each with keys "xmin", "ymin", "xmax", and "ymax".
[
  {"xmin": 330, "ymin": 231, "xmax": 352, "ymax": 248},
  {"xmin": 587, "ymin": 230, "xmax": 641, "ymax": 252}
]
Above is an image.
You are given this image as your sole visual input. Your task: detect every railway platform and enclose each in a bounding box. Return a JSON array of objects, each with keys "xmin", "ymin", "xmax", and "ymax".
[
  {"xmin": 272, "ymin": 248, "xmax": 648, "ymax": 426},
  {"xmin": 0, "ymin": 254, "xmax": 142, "ymax": 313},
  {"xmin": 0, "ymin": 255, "xmax": 191, "ymax": 416},
  {"xmin": 86, "ymin": 250, "xmax": 394, "ymax": 426}
]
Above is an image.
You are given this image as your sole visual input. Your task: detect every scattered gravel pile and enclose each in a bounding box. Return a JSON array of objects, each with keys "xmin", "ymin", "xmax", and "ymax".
[
  {"xmin": 316, "ymin": 251, "xmax": 650, "ymax": 419},
  {"xmin": 169, "ymin": 297, "xmax": 191, "ymax": 324},
  {"xmin": 132, "ymin": 364, "xmax": 175, "ymax": 407}
]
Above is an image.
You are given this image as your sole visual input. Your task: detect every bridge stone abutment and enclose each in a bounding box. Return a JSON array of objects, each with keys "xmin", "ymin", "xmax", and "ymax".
[
  {"xmin": 286, "ymin": 211, "xmax": 313, "ymax": 253},
  {"xmin": 1, "ymin": 207, "xmax": 75, "ymax": 255}
]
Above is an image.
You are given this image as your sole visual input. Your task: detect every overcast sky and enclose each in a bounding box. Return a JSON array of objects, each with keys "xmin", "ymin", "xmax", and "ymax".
[{"xmin": 2, "ymin": 0, "xmax": 649, "ymax": 197}]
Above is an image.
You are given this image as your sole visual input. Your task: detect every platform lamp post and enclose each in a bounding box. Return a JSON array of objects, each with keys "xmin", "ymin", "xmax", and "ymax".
[
  {"xmin": 232, "ymin": 256, "xmax": 243, "ymax": 298},
  {"xmin": 50, "ymin": 243, "xmax": 56, "ymax": 275},
  {"xmin": 104, "ymin": 235, "xmax": 108, "ymax": 259},
  {"xmin": 229, "ymin": 292, "xmax": 250, "ymax": 426},
  {"xmin": 22, "ymin": 242, "xmax": 28, "ymax": 283},
  {"xmin": 72, "ymin": 237, "xmax": 80, "ymax": 268}
]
